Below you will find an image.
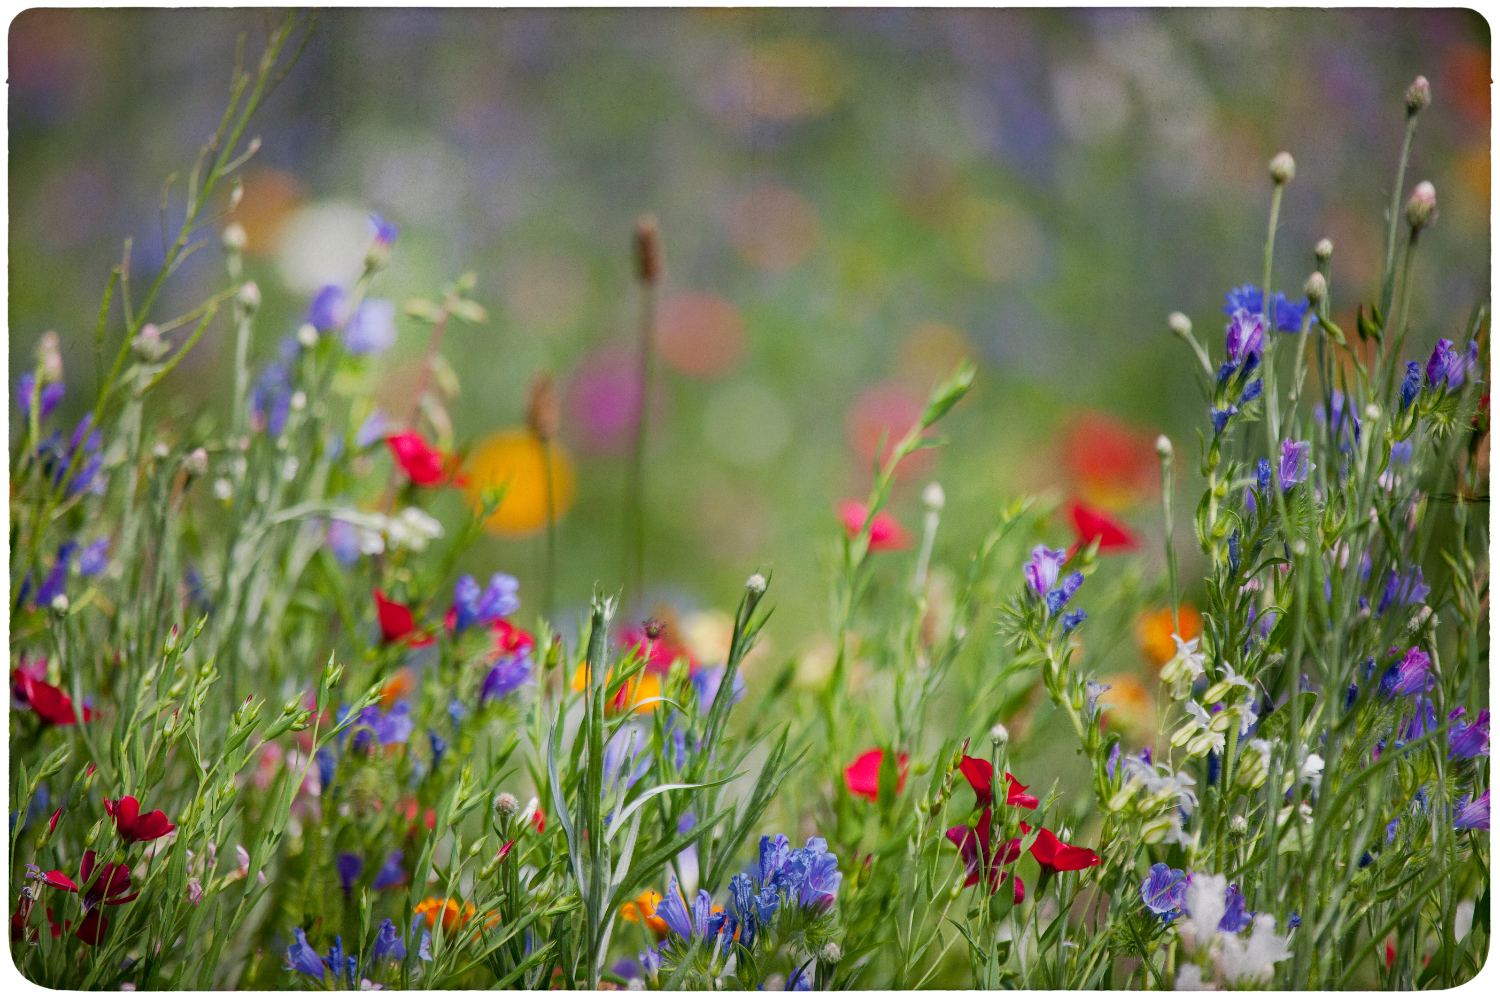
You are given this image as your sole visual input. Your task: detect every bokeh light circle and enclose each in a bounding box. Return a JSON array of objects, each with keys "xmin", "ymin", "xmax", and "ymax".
[{"xmin": 465, "ymin": 429, "xmax": 576, "ymax": 536}]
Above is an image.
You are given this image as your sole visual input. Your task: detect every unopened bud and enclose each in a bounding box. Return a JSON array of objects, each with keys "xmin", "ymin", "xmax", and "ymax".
[
  {"xmin": 990, "ymin": 722, "xmax": 1009, "ymax": 746},
  {"xmin": 1405, "ymin": 76, "xmax": 1431, "ymax": 114},
  {"xmin": 185, "ymin": 448, "xmax": 209, "ymax": 477},
  {"xmin": 1315, "ymin": 238, "xmax": 1333, "ymax": 262},
  {"xmin": 1167, "ymin": 312, "xmax": 1192, "ymax": 339},
  {"xmin": 642, "ymin": 618, "xmax": 664, "ymax": 641},
  {"xmin": 526, "ymin": 372, "xmax": 559, "ymax": 442},
  {"xmin": 1364, "ymin": 403, "xmax": 1381, "ymax": 422},
  {"xmin": 821, "ymin": 943, "xmax": 843, "ymax": 964},
  {"xmin": 746, "ymin": 573, "xmax": 767, "ymax": 595},
  {"xmin": 1405, "ymin": 181, "xmax": 1437, "ymax": 230},
  {"xmin": 132, "ymin": 323, "xmax": 171, "ymax": 362},
  {"xmin": 1230, "ymin": 814, "xmax": 1248, "ymax": 835},
  {"xmin": 297, "ymin": 323, "xmax": 319, "ymax": 349},
  {"xmin": 495, "ymin": 792, "xmax": 520, "ymax": 817},
  {"xmin": 634, "ymin": 214, "xmax": 662, "ymax": 285},
  {"xmin": 1269, "ymin": 152, "xmax": 1296, "ymax": 185},
  {"xmin": 237, "ymin": 281, "xmax": 261, "ymax": 312},
  {"xmin": 36, "ymin": 331, "xmax": 63, "ymax": 384},
  {"xmin": 923, "ymin": 482, "xmax": 946, "ymax": 512},
  {"xmin": 1303, "ymin": 272, "xmax": 1327, "ymax": 305},
  {"xmin": 1156, "ymin": 435, "xmax": 1173, "ymax": 459},
  {"xmin": 51, "ymin": 594, "xmax": 70, "ymax": 614},
  {"xmin": 222, "ymin": 222, "xmax": 247, "ymax": 252}
]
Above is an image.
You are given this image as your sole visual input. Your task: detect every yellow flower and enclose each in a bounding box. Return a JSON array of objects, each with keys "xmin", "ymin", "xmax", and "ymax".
[{"xmin": 464, "ymin": 429, "xmax": 575, "ymax": 536}]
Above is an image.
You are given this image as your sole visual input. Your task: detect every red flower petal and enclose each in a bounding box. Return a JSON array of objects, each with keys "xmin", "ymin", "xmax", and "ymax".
[
  {"xmin": 386, "ymin": 430, "xmax": 449, "ymax": 487},
  {"xmin": 40, "ymin": 871, "xmax": 78, "ymax": 892},
  {"xmin": 13, "ymin": 671, "xmax": 95, "ymax": 725},
  {"xmin": 74, "ymin": 909, "xmax": 107, "ymax": 946},
  {"xmin": 1005, "ymin": 773, "xmax": 1040, "ymax": 810},
  {"xmin": 958, "ymin": 755, "xmax": 993, "ymax": 803},
  {"xmin": 1025, "ymin": 825, "xmax": 1100, "ymax": 873},
  {"xmin": 1068, "ymin": 500, "xmax": 1140, "ymax": 554},
  {"xmin": 844, "ymin": 748, "xmax": 909, "ymax": 801},
  {"xmin": 838, "ymin": 501, "xmax": 912, "ymax": 552},
  {"xmin": 374, "ymin": 591, "xmax": 434, "ymax": 647},
  {"xmin": 127, "ymin": 811, "xmax": 174, "ymax": 844}
]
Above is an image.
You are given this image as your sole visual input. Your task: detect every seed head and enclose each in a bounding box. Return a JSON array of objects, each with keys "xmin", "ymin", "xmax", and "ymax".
[
  {"xmin": 1315, "ymin": 238, "xmax": 1333, "ymax": 262},
  {"xmin": 132, "ymin": 323, "xmax": 171, "ymax": 362},
  {"xmin": 36, "ymin": 331, "xmax": 63, "ymax": 384},
  {"xmin": 495, "ymin": 792, "xmax": 520, "ymax": 817},
  {"xmin": 1156, "ymin": 434, "xmax": 1173, "ymax": 459},
  {"xmin": 1268, "ymin": 152, "xmax": 1296, "ymax": 185},
  {"xmin": 635, "ymin": 213, "xmax": 663, "ymax": 285},
  {"xmin": 746, "ymin": 572, "xmax": 767, "ymax": 595},
  {"xmin": 1167, "ymin": 312, "xmax": 1192, "ymax": 339},
  {"xmin": 1405, "ymin": 181, "xmax": 1437, "ymax": 230},
  {"xmin": 821, "ymin": 943, "xmax": 843, "ymax": 964},
  {"xmin": 990, "ymin": 722, "xmax": 1009, "ymax": 746},
  {"xmin": 1230, "ymin": 814, "xmax": 1248, "ymax": 835},
  {"xmin": 1303, "ymin": 272, "xmax": 1327, "ymax": 305},
  {"xmin": 922, "ymin": 481, "xmax": 946, "ymax": 512},
  {"xmin": 526, "ymin": 372, "xmax": 559, "ymax": 442},
  {"xmin": 1405, "ymin": 75, "xmax": 1431, "ymax": 114},
  {"xmin": 236, "ymin": 281, "xmax": 261, "ymax": 312},
  {"xmin": 185, "ymin": 447, "xmax": 209, "ymax": 477}
]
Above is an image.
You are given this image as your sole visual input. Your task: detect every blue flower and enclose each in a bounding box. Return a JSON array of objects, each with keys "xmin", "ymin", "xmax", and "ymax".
[
  {"xmin": 308, "ymin": 285, "xmax": 348, "ymax": 331},
  {"xmin": 1448, "ymin": 708, "xmax": 1489, "ymax": 759},
  {"xmin": 251, "ymin": 361, "xmax": 293, "ymax": 437},
  {"xmin": 729, "ymin": 872, "xmax": 759, "ymax": 949},
  {"xmin": 316, "ymin": 747, "xmax": 337, "ymax": 789},
  {"xmin": 1106, "ymin": 743, "xmax": 1121, "ymax": 781},
  {"xmin": 639, "ymin": 946, "xmax": 661, "ymax": 979},
  {"xmin": 448, "ymin": 699, "xmax": 467, "ymax": 726},
  {"xmin": 429, "ymin": 730, "xmax": 448, "ymax": 769},
  {"xmin": 355, "ymin": 410, "xmax": 390, "ymax": 449},
  {"xmin": 327, "ymin": 519, "xmax": 362, "ymax": 567},
  {"xmin": 760, "ymin": 833, "xmax": 793, "ymax": 886},
  {"xmin": 1378, "ymin": 567, "xmax": 1429, "ymax": 616},
  {"xmin": 1140, "ymin": 862, "xmax": 1187, "ymax": 922},
  {"xmin": 337, "ymin": 853, "xmax": 364, "ymax": 896},
  {"xmin": 1286, "ymin": 912, "xmax": 1301, "ymax": 930},
  {"xmin": 656, "ymin": 875, "xmax": 694, "ymax": 939},
  {"xmin": 1085, "ymin": 679, "xmax": 1111, "ymax": 721},
  {"xmin": 1024, "ymin": 545, "xmax": 1067, "ymax": 596},
  {"xmin": 35, "ymin": 541, "xmax": 77, "ymax": 607},
  {"xmin": 788, "ymin": 837, "xmax": 842, "ymax": 907},
  {"xmin": 1211, "ymin": 406, "xmax": 1238, "ymax": 434},
  {"xmin": 479, "ymin": 653, "xmax": 533, "ymax": 704},
  {"xmin": 343, "ymin": 299, "xmax": 398, "ymax": 355},
  {"xmin": 787, "ymin": 964, "xmax": 813, "ymax": 991},
  {"xmin": 691, "ymin": 664, "xmax": 745, "ymax": 714},
  {"xmin": 1277, "ymin": 440, "xmax": 1312, "ymax": 488},
  {"xmin": 51, "ymin": 415, "xmax": 104, "ymax": 496},
  {"xmin": 372, "ymin": 918, "xmax": 406, "ymax": 962},
  {"xmin": 283, "ymin": 927, "xmax": 327, "ymax": 979},
  {"xmin": 1389, "ymin": 648, "xmax": 1433, "ymax": 698},
  {"xmin": 1218, "ymin": 883, "xmax": 1252, "ymax": 933},
  {"xmin": 1256, "ymin": 458, "xmax": 1272, "ymax": 494},
  {"xmin": 1045, "ymin": 572, "xmax": 1083, "ymax": 615},
  {"xmin": 1240, "ymin": 380, "xmax": 1263, "ymax": 406},
  {"xmin": 16, "ymin": 373, "xmax": 65, "ymax": 422},
  {"xmin": 1224, "ymin": 307, "xmax": 1267, "ymax": 364},
  {"xmin": 376, "ymin": 702, "xmax": 415, "ymax": 745},
  {"xmin": 1061, "ymin": 609, "xmax": 1087, "ymax": 636},
  {"xmin": 1426, "ymin": 339, "xmax": 1465, "ymax": 391},
  {"xmin": 370, "ymin": 213, "xmax": 400, "ymax": 247},
  {"xmin": 1454, "ymin": 790, "xmax": 1489, "ymax": 831},
  {"xmin": 1223, "ymin": 285, "xmax": 1306, "ymax": 333},
  {"xmin": 372, "ymin": 851, "xmax": 405, "ymax": 891},
  {"xmin": 78, "ymin": 538, "xmax": 109, "ymax": 577},
  {"xmin": 1400, "ymin": 362, "xmax": 1422, "ymax": 410},
  {"xmin": 453, "ymin": 573, "xmax": 521, "ymax": 633},
  {"xmin": 1403, "ymin": 696, "xmax": 1438, "ymax": 741}
]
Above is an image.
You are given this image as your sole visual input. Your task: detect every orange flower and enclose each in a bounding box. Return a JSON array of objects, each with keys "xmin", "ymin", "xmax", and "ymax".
[
  {"xmin": 380, "ymin": 667, "xmax": 416, "ymax": 709},
  {"xmin": 415, "ymin": 897, "xmax": 475, "ymax": 933},
  {"xmin": 572, "ymin": 667, "xmax": 662, "ymax": 716},
  {"xmin": 1095, "ymin": 673, "xmax": 1155, "ymax": 738},
  {"xmin": 1136, "ymin": 604, "xmax": 1203, "ymax": 670},
  {"xmin": 619, "ymin": 890, "xmax": 668, "ymax": 939},
  {"xmin": 464, "ymin": 429, "xmax": 576, "ymax": 536}
]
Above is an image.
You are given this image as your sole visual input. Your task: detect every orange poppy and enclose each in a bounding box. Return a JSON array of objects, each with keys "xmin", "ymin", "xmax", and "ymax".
[
  {"xmin": 619, "ymin": 890, "xmax": 668, "ymax": 939},
  {"xmin": 415, "ymin": 897, "xmax": 475, "ymax": 933},
  {"xmin": 380, "ymin": 667, "xmax": 416, "ymax": 709},
  {"xmin": 1136, "ymin": 604, "xmax": 1203, "ymax": 670}
]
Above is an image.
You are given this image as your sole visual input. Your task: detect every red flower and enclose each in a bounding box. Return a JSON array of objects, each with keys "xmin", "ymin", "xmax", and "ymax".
[
  {"xmin": 944, "ymin": 808, "xmax": 1025, "ymax": 901},
  {"xmin": 102, "ymin": 796, "xmax": 175, "ymax": 844},
  {"xmin": 839, "ymin": 500, "xmax": 912, "ymax": 552},
  {"xmin": 1068, "ymin": 500, "xmax": 1140, "ymax": 554},
  {"xmin": 1021, "ymin": 823, "xmax": 1100, "ymax": 874},
  {"xmin": 491, "ymin": 620, "xmax": 536, "ymax": 658},
  {"xmin": 387, "ymin": 430, "xmax": 465, "ymax": 487},
  {"xmin": 1061, "ymin": 412, "xmax": 1158, "ymax": 506},
  {"xmin": 80, "ymin": 852, "xmax": 137, "ymax": 910},
  {"xmin": 12, "ymin": 670, "xmax": 97, "ymax": 725},
  {"xmin": 32, "ymin": 869, "xmax": 78, "ymax": 892},
  {"xmin": 619, "ymin": 624, "xmax": 692, "ymax": 676},
  {"xmin": 496, "ymin": 839, "xmax": 516, "ymax": 863},
  {"xmin": 956, "ymin": 756, "xmax": 1040, "ymax": 810},
  {"xmin": 74, "ymin": 909, "xmax": 107, "ymax": 946},
  {"xmin": 845, "ymin": 748, "xmax": 909, "ymax": 801},
  {"xmin": 48, "ymin": 806, "xmax": 63, "ymax": 835},
  {"xmin": 374, "ymin": 590, "xmax": 435, "ymax": 647}
]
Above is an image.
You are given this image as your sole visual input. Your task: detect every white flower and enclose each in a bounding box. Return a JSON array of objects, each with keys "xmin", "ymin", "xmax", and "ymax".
[
  {"xmin": 1218, "ymin": 913, "xmax": 1291, "ymax": 986},
  {"xmin": 1174, "ymin": 963, "xmax": 1216, "ymax": 990},
  {"xmin": 1172, "ymin": 700, "xmax": 1227, "ymax": 756},
  {"xmin": 386, "ymin": 507, "xmax": 442, "ymax": 551},
  {"xmin": 1183, "ymin": 872, "xmax": 1228, "ymax": 947},
  {"xmin": 1299, "ymin": 752, "xmax": 1325, "ymax": 792},
  {"xmin": 1160, "ymin": 635, "xmax": 1205, "ymax": 699},
  {"xmin": 1456, "ymin": 899, "xmax": 1476, "ymax": 942}
]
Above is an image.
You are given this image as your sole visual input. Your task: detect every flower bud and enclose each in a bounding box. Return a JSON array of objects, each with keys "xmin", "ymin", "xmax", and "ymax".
[
  {"xmin": 184, "ymin": 447, "xmax": 209, "ymax": 477},
  {"xmin": 821, "ymin": 943, "xmax": 843, "ymax": 964},
  {"xmin": 495, "ymin": 792, "xmax": 520, "ymax": 818},
  {"xmin": 222, "ymin": 222, "xmax": 248, "ymax": 252},
  {"xmin": 526, "ymin": 372, "xmax": 559, "ymax": 442},
  {"xmin": 36, "ymin": 330, "xmax": 63, "ymax": 384},
  {"xmin": 746, "ymin": 572, "xmax": 767, "ymax": 595},
  {"xmin": 1405, "ymin": 181, "xmax": 1437, "ymax": 230},
  {"xmin": 1156, "ymin": 434, "xmax": 1173, "ymax": 459},
  {"xmin": 297, "ymin": 323, "xmax": 319, "ymax": 349},
  {"xmin": 51, "ymin": 594, "xmax": 70, "ymax": 614},
  {"xmin": 1230, "ymin": 814, "xmax": 1248, "ymax": 835},
  {"xmin": 1304, "ymin": 272, "xmax": 1327, "ymax": 305},
  {"xmin": 990, "ymin": 722, "xmax": 1009, "ymax": 746},
  {"xmin": 1405, "ymin": 75, "xmax": 1431, "ymax": 114},
  {"xmin": 1268, "ymin": 152, "xmax": 1296, "ymax": 185},
  {"xmin": 132, "ymin": 323, "xmax": 172, "ymax": 362},
  {"xmin": 923, "ymin": 481, "xmax": 946, "ymax": 512},
  {"xmin": 1315, "ymin": 238, "xmax": 1334, "ymax": 262},
  {"xmin": 1167, "ymin": 312, "xmax": 1192, "ymax": 339},
  {"xmin": 1364, "ymin": 403, "xmax": 1381, "ymax": 422},
  {"xmin": 236, "ymin": 281, "xmax": 261, "ymax": 312},
  {"xmin": 635, "ymin": 214, "xmax": 663, "ymax": 285}
]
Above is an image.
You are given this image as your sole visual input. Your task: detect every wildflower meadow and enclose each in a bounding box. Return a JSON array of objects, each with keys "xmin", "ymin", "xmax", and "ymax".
[{"xmin": 7, "ymin": 10, "xmax": 1490, "ymax": 992}]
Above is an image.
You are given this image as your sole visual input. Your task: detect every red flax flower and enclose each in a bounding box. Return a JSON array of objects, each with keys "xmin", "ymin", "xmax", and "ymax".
[
  {"xmin": 1068, "ymin": 499, "xmax": 1141, "ymax": 554},
  {"xmin": 387, "ymin": 430, "xmax": 466, "ymax": 488},
  {"xmin": 956, "ymin": 755, "xmax": 1041, "ymax": 810},
  {"xmin": 374, "ymin": 590, "xmax": 435, "ymax": 647},
  {"xmin": 944, "ymin": 808, "xmax": 1025, "ymax": 901},
  {"xmin": 839, "ymin": 500, "xmax": 912, "ymax": 552},
  {"xmin": 1021, "ymin": 823, "xmax": 1101, "ymax": 875},
  {"xmin": 103, "ymin": 796, "xmax": 175, "ymax": 844},
  {"xmin": 12, "ymin": 670, "xmax": 97, "ymax": 725},
  {"xmin": 80, "ymin": 851, "xmax": 138, "ymax": 910},
  {"xmin": 845, "ymin": 748, "xmax": 909, "ymax": 801}
]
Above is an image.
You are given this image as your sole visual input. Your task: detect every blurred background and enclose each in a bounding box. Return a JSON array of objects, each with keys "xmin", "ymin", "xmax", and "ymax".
[{"xmin": 9, "ymin": 8, "xmax": 1490, "ymax": 677}]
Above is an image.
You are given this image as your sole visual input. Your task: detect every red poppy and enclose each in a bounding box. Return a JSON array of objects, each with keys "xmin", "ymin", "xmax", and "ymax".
[
  {"xmin": 387, "ymin": 430, "xmax": 465, "ymax": 487},
  {"xmin": 839, "ymin": 500, "xmax": 912, "ymax": 552},
  {"xmin": 1061, "ymin": 412, "xmax": 1158, "ymax": 507},
  {"xmin": 956, "ymin": 756, "xmax": 1040, "ymax": 810},
  {"xmin": 12, "ymin": 670, "xmax": 96, "ymax": 725},
  {"xmin": 944, "ymin": 808, "xmax": 1025, "ymax": 901},
  {"xmin": 102, "ymin": 795, "xmax": 175, "ymax": 844},
  {"xmin": 1021, "ymin": 823, "xmax": 1101, "ymax": 874},
  {"xmin": 374, "ymin": 591, "xmax": 435, "ymax": 647},
  {"xmin": 1068, "ymin": 500, "xmax": 1141, "ymax": 554},
  {"xmin": 844, "ymin": 747, "xmax": 910, "ymax": 801}
]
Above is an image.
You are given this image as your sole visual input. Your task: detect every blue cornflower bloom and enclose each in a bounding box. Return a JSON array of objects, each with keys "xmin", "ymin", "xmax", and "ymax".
[
  {"xmin": 78, "ymin": 537, "xmax": 109, "ymax": 577},
  {"xmin": 479, "ymin": 652, "xmax": 533, "ymax": 704},
  {"xmin": 1454, "ymin": 790, "xmax": 1489, "ymax": 831},
  {"xmin": 308, "ymin": 285, "xmax": 348, "ymax": 332},
  {"xmin": 1448, "ymin": 708, "xmax": 1490, "ymax": 759},
  {"xmin": 1045, "ymin": 572, "xmax": 1083, "ymax": 616},
  {"xmin": 1377, "ymin": 567, "xmax": 1429, "ymax": 616},
  {"xmin": 1239, "ymin": 379, "xmax": 1263, "ymax": 405},
  {"xmin": 1140, "ymin": 862, "xmax": 1188, "ymax": 923},
  {"xmin": 16, "ymin": 373, "xmax": 65, "ymax": 422},
  {"xmin": 336, "ymin": 853, "xmax": 364, "ymax": 896},
  {"xmin": 1211, "ymin": 406, "xmax": 1238, "ymax": 434},
  {"xmin": 372, "ymin": 918, "xmax": 406, "ymax": 962},
  {"xmin": 1219, "ymin": 883, "xmax": 1252, "ymax": 933},
  {"xmin": 343, "ymin": 299, "xmax": 398, "ymax": 355},
  {"xmin": 372, "ymin": 851, "xmax": 405, "ymax": 891},
  {"xmin": 1061, "ymin": 609, "xmax": 1087, "ymax": 636},
  {"xmin": 370, "ymin": 212, "xmax": 400, "ymax": 247},
  {"xmin": 1278, "ymin": 440, "xmax": 1312, "ymax": 488},
  {"xmin": 284, "ymin": 928, "xmax": 327, "ymax": 979},
  {"xmin": 1023, "ymin": 545, "xmax": 1066, "ymax": 596},
  {"xmin": 1400, "ymin": 362, "xmax": 1422, "ymax": 409},
  {"xmin": 1224, "ymin": 285, "xmax": 1306, "ymax": 333}
]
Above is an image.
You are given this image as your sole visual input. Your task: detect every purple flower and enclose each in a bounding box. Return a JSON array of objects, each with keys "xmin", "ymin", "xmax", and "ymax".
[
  {"xmin": 355, "ymin": 410, "xmax": 390, "ymax": 449},
  {"xmin": 316, "ymin": 747, "xmax": 337, "ymax": 789},
  {"xmin": 375, "ymin": 702, "xmax": 415, "ymax": 745},
  {"xmin": 1454, "ymin": 790, "xmax": 1490, "ymax": 831},
  {"xmin": 284, "ymin": 928, "xmax": 327, "ymax": 979},
  {"xmin": 52, "ymin": 415, "xmax": 104, "ymax": 496},
  {"xmin": 343, "ymin": 299, "xmax": 398, "ymax": 355},
  {"xmin": 336, "ymin": 853, "xmax": 364, "ymax": 896},
  {"xmin": 1224, "ymin": 285, "xmax": 1306, "ymax": 333},
  {"xmin": 639, "ymin": 946, "xmax": 661, "ymax": 978},
  {"xmin": 429, "ymin": 729, "xmax": 447, "ymax": 769},
  {"xmin": 1390, "ymin": 647, "xmax": 1433, "ymax": 697},
  {"xmin": 372, "ymin": 918, "xmax": 405, "ymax": 962},
  {"xmin": 691, "ymin": 665, "xmax": 745, "ymax": 714},
  {"xmin": 1426, "ymin": 339, "xmax": 1464, "ymax": 391},
  {"xmin": 308, "ymin": 285, "xmax": 348, "ymax": 332},
  {"xmin": 1378, "ymin": 567, "xmax": 1429, "ymax": 616},
  {"xmin": 760, "ymin": 833, "xmax": 793, "ymax": 886},
  {"xmin": 327, "ymin": 519, "xmax": 362, "ymax": 567},
  {"xmin": 1390, "ymin": 439, "xmax": 1414, "ymax": 464},
  {"xmin": 1219, "ymin": 883, "xmax": 1252, "ymax": 932},
  {"xmin": 454, "ymin": 573, "xmax": 521, "ymax": 633},
  {"xmin": 789, "ymin": 837, "xmax": 842, "ymax": 907},
  {"xmin": 1278, "ymin": 440, "xmax": 1312, "ymax": 489},
  {"xmin": 1045, "ymin": 571, "xmax": 1083, "ymax": 615},
  {"xmin": 35, "ymin": 541, "xmax": 76, "ymax": 606},
  {"xmin": 479, "ymin": 653, "xmax": 532, "ymax": 704},
  {"xmin": 1239, "ymin": 379, "xmax": 1263, "ymax": 405},
  {"xmin": 16, "ymin": 373, "xmax": 65, "ymax": 422},
  {"xmin": 1106, "ymin": 743, "xmax": 1121, "ymax": 780},
  {"xmin": 1140, "ymin": 862, "xmax": 1188, "ymax": 920},
  {"xmin": 251, "ymin": 361, "xmax": 293, "ymax": 437},
  {"xmin": 1314, "ymin": 391, "xmax": 1361, "ymax": 451},
  {"xmin": 1225, "ymin": 308, "xmax": 1266, "ymax": 366},
  {"xmin": 1211, "ymin": 406, "xmax": 1238, "ymax": 434},
  {"xmin": 1024, "ymin": 545, "xmax": 1067, "ymax": 596},
  {"xmin": 1061, "ymin": 609, "xmax": 1087, "ymax": 635},
  {"xmin": 371, "ymin": 851, "xmax": 405, "ymax": 891},
  {"xmin": 1449, "ymin": 709, "xmax": 1490, "ymax": 759},
  {"xmin": 78, "ymin": 538, "xmax": 109, "ymax": 577},
  {"xmin": 1400, "ymin": 362, "xmax": 1422, "ymax": 410},
  {"xmin": 1404, "ymin": 696, "xmax": 1438, "ymax": 741},
  {"xmin": 370, "ymin": 213, "xmax": 399, "ymax": 247},
  {"xmin": 787, "ymin": 964, "xmax": 813, "ymax": 991},
  {"xmin": 1256, "ymin": 458, "xmax": 1272, "ymax": 494},
  {"xmin": 657, "ymin": 875, "xmax": 694, "ymax": 939},
  {"xmin": 1085, "ymin": 679, "xmax": 1111, "ymax": 720},
  {"xmin": 1465, "ymin": 340, "xmax": 1480, "ymax": 380}
]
